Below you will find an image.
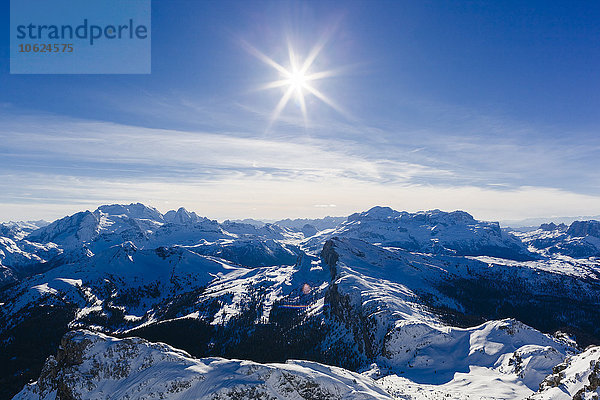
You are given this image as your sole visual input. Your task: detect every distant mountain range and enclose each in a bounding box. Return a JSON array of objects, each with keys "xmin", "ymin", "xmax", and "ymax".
[
  {"xmin": 501, "ymin": 215, "xmax": 600, "ymax": 229},
  {"xmin": 2, "ymin": 203, "xmax": 600, "ymax": 399}
]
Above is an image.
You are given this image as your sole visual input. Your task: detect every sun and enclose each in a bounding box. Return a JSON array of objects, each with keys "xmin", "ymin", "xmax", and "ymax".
[
  {"xmin": 243, "ymin": 39, "xmax": 347, "ymax": 128},
  {"xmin": 288, "ymin": 69, "xmax": 307, "ymax": 93}
]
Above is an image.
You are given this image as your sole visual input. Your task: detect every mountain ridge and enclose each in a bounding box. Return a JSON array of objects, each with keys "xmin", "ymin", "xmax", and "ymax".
[{"xmin": 2, "ymin": 203, "xmax": 600, "ymax": 399}]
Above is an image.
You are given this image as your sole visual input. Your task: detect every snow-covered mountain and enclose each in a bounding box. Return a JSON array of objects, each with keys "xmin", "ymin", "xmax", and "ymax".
[
  {"xmin": 27, "ymin": 203, "xmax": 168, "ymax": 251},
  {"xmin": 2, "ymin": 203, "xmax": 600, "ymax": 400},
  {"xmin": 188, "ymin": 237, "xmax": 300, "ymax": 267},
  {"xmin": 9, "ymin": 324, "xmax": 581, "ymax": 400},
  {"xmin": 19, "ymin": 203, "xmax": 301, "ymax": 270},
  {"xmin": 321, "ymin": 236, "xmax": 600, "ymax": 351},
  {"xmin": 307, "ymin": 206, "xmax": 534, "ymax": 260},
  {"xmin": 0, "ymin": 239, "xmax": 325, "ymax": 398},
  {"xmin": 226, "ymin": 215, "xmax": 347, "ymax": 232},
  {"xmin": 163, "ymin": 206, "xmax": 202, "ymax": 224},
  {"xmin": 515, "ymin": 219, "xmax": 600, "ymax": 258}
]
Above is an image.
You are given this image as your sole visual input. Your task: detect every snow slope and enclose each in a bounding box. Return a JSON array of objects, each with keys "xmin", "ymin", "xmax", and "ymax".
[{"xmin": 318, "ymin": 237, "xmax": 582, "ymax": 397}]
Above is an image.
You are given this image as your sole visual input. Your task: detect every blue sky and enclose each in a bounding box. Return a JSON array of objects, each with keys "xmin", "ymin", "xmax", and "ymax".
[{"xmin": 0, "ymin": 0, "xmax": 599, "ymax": 221}]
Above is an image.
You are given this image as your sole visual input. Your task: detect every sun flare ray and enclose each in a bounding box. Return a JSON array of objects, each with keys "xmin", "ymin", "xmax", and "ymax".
[
  {"xmin": 305, "ymin": 69, "xmax": 342, "ymax": 81},
  {"xmin": 246, "ymin": 37, "xmax": 349, "ymax": 128},
  {"xmin": 303, "ymin": 84, "xmax": 349, "ymax": 118},
  {"xmin": 269, "ymin": 86, "xmax": 295, "ymax": 128},
  {"xmin": 256, "ymin": 79, "xmax": 291, "ymax": 91},
  {"xmin": 300, "ymin": 40, "xmax": 326, "ymax": 74},
  {"xmin": 241, "ymin": 40, "xmax": 290, "ymax": 76}
]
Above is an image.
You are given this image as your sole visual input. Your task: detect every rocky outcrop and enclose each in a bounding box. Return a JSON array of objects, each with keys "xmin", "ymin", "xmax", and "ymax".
[
  {"xmin": 320, "ymin": 239, "xmax": 339, "ymax": 279},
  {"xmin": 539, "ymin": 222, "xmax": 567, "ymax": 232}
]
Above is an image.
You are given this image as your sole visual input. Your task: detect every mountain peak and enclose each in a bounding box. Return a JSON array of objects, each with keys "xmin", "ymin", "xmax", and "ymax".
[
  {"xmin": 97, "ymin": 203, "xmax": 164, "ymax": 221},
  {"xmin": 164, "ymin": 207, "xmax": 203, "ymax": 225},
  {"xmin": 348, "ymin": 206, "xmax": 400, "ymax": 221},
  {"xmin": 366, "ymin": 205, "xmax": 397, "ymax": 214}
]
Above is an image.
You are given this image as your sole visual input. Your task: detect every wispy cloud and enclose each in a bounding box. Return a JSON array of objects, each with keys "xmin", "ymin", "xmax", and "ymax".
[
  {"xmin": 1, "ymin": 107, "xmax": 599, "ymax": 222},
  {"xmin": 0, "ymin": 112, "xmax": 450, "ymax": 185}
]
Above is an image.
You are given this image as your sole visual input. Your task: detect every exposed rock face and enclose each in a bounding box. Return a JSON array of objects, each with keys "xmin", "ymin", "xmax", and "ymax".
[
  {"xmin": 567, "ymin": 220, "xmax": 600, "ymax": 238},
  {"xmin": 0, "ymin": 265, "xmax": 16, "ymax": 288},
  {"xmin": 320, "ymin": 239, "xmax": 339, "ymax": 279},
  {"xmin": 34, "ymin": 331, "xmax": 92, "ymax": 400},
  {"xmin": 532, "ymin": 346, "xmax": 600, "ymax": 400}
]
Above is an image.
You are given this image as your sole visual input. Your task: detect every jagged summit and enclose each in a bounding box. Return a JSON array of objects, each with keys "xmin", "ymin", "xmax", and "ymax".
[
  {"xmin": 532, "ymin": 345, "xmax": 600, "ymax": 399},
  {"xmin": 275, "ymin": 215, "xmax": 346, "ymax": 231},
  {"xmin": 163, "ymin": 207, "xmax": 203, "ymax": 224}
]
